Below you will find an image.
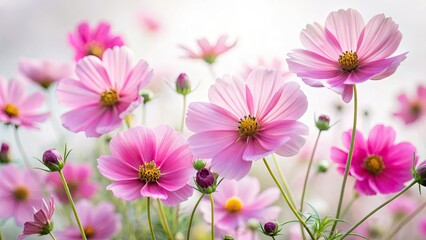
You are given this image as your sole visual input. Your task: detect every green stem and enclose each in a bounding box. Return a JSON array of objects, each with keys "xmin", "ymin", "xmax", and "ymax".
[
  {"xmin": 385, "ymin": 199, "xmax": 426, "ymax": 240},
  {"xmin": 59, "ymin": 170, "xmax": 87, "ymax": 240},
  {"xmin": 209, "ymin": 194, "xmax": 215, "ymax": 240},
  {"xmin": 330, "ymin": 85, "xmax": 358, "ymax": 236},
  {"xmin": 49, "ymin": 232, "xmax": 57, "ymax": 240},
  {"xmin": 272, "ymin": 154, "xmax": 296, "ymax": 206},
  {"xmin": 207, "ymin": 64, "xmax": 216, "ymax": 80},
  {"xmin": 271, "ymin": 236, "xmax": 276, "ymax": 240},
  {"xmin": 180, "ymin": 95, "xmax": 187, "ymax": 132},
  {"xmin": 341, "ymin": 193, "xmax": 358, "ymax": 218},
  {"xmin": 341, "ymin": 180, "xmax": 417, "ymax": 239},
  {"xmin": 13, "ymin": 127, "xmax": 32, "ymax": 169},
  {"xmin": 299, "ymin": 130, "xmax": 322, "ymax": 240},
  {"xmin": 157, "ymin": 199, "xmax": 174, "ymax": 240},
  {"xmin": 174, "ymin": 204, "xmax": 180, "ymax": 234},
  {"xmin": 263, "ymin": 158, "xmax": 315, "ymax": 239},
  {"xmin": 187, "ymin": 194, "xmax": 205, "ymax": 240},
  {"xmin": 147, "ymin": 198, "xmax": 156, "ymax": 240}
]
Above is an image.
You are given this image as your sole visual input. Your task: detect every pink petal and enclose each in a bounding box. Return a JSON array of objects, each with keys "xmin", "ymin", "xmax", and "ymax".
[
  {"xmin": 270, "ymin": 120, "xmax": 309, "ymax": 157},
  {"xmin": 102, "ymin": 47, "xmax": 133, "ymax": 90},
  {"xmin": 106, "ymin": 180, "xmax": 143, "ymax": 201},
  {"xmin": 97, "ymin": 155, "xmax": 139, "ymax": 181},
  {"xmin": 367, "ymin": 125, "xmax": 395, "ymax": 154},
  {"xmin": 369, "ymin": 53, "xmax": 407, "ymax": 80},
  {"xmin": 121, "ymin": 59, "xmax": 153, "ymax": 99},
  {"xmin": 300, "ymin": 22, "xmax": 342, "ymax": 60},
  {"xmin": 161, "ymin": 184, "xmax": 193, "ymax": 206},
  {"xmin": 75, "ymin": 56, "xmax": 111, "ymax": 91},
  {"xmin": 140, "ymin": 183, "xmax": 167, "ymax": 199},
  {"xmin": 56, "ymin": 78, "xmax": 99, "ymax": 108},
  {"xmin": 60, "ymin": 104, "xmax": 105, "ymax": 137},
  {"xmin": 354, "ymin": 179, "xmax": 376, "ymax": 196},
  {"xmin": 188, "ymin": 130, "xmax": 238, "ymax": 159},
  {"xmin": 211, "ymin": 141, "xmax": 252, "ymax": 180},
  {"xmin": 186, "ymin": 102, "xmax": 237, "ymax": 132}
]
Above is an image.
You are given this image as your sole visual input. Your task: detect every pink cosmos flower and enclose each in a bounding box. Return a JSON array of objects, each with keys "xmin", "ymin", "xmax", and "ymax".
[
  {"xmin": 47, "ymin": 163, "xmax": 98, "ymax": 203},
  {"xmin": 186, "ymin": 68, "xmax": 308, "ymax": 180},
  {"xmin": 388, "ymin": 195, "xmax": 416, "ymax": 219},
  {"xmin": 18, "ymin": 58, "xmax": 74, "ymax": 89},
  {"xmin": 138, "ymin": 11, "xmax": 161, "ymax": 33},
  {"xmin": 18, "ymin": 196, "xmax": 55, "ymax": 240},
  {"xmin": 200, "ymin": 176, "xmax": 280, "ymax": 232},
  {"xmin": 57, "ymin": 46, "xmax": 153, "ymax": 137},
  {"xmin": 0, "ymin": 164, "xmax": 43, "ymax": 226},
  {"xmin": 241, "ymin": 57, "xmax": 292, "ymax": 80},
  {"xmin": 97, "ymin": 125, "xmax": 194, "ymax": 206},
  {"xmin": 57, "ymin": 200, "xmax": 120, "ymax": 240},
  {"xmin": 419, "ymin": 218, "xmax": 426, "ymax": 236},
  {"xmin": 393, "ymin": 85, "xmax": 426, "ymax": 124},
  {"xmin": 331, "ymin": 124, "xmax": 416, "ymax": 195},
  {"xmin": 287, "ymin": 8, "xmax": 406, "ymax": 103},
  {"xmin": 0, "ymin": 77, "xmax": 49, "ymax": 129},
  {"xmin": 68, "ymin": 21, "xmax": 124, "ymax": 60},
  {"xmin": 180, "ymin": 35, "xmax": 237, "ymax": 64}
]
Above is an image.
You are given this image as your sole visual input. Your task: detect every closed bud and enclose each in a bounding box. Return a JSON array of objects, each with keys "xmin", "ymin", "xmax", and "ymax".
[
  {"xmin": 193, "ymin": 160, "xmax": 206, "ymax": 170},
  {"xmin": 0, "ymin": 143, "xmax": 11, "ymax": 164},
  {"xmin": 261, "ymin": 220, "xmax": 281, "ymax": 237},
  {"xmin": 42, "ymin": 148, "xmax": 64, "ymax": 172},
  {"xmin": 416, "ymin": 163, "xmax": 426, "ymax": 187},
  {"xmin": 223, "ymin": 235, "xmax": 234, "ymax": 240},
  {"xmin": 140, "ymin": 89, "xmax": 154, "ymax": 104},
  {"xmin": 176, "ymin": 73, "xmax": 191, "ymax": 96},
  {"xmin": 315, "ymin": 115, "xmax": 330, "ymax": 131},
  {"xmin": 196, "ymin": 168, "xmax": 215, "ymax": 189},
  {"xmin": 316, "ymin": 160, "xmax": 331, "ymax": 173}
]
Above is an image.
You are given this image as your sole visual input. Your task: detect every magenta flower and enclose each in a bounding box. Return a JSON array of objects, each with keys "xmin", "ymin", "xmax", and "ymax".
[
  {"xmin": 200, "ymin": 176, "xmax": 280, "ymax": 232},
  {"xmin": 57, "ymin": 200, "xmax": 120, "ymax": 240},
  {"xmin": 68, "ymin": 21, "xmax": 124, "ymax": 60},
  {"xmin": 419, "ymin": 218, "xmax": 426, "ymax": 236},
  {"xmin": 57, "ymin": 46, "xmax": 153, "ymax": 137},
  {"xmin": 0, "ymin": 164, "xmax": 43, "ymax": 225},
  {"xmin": 97, "ymin": 125, "xmax": 194, "ymax": 206},
  {"xmin": 393, "ymin": 85, "xmax": 426, "ymax": 124},
  {"xmin": 19, "ymin": 58, "xmax": 73, "ymax": 89},
  {"xmin": 331, "ymin": 125, "xmax": 416, "ymax": 195},
  {"xmin": 186, "ymin": 68, "xmax": 308, "ymax": 179},
  {"xmin": 18, "ymin": 196, "xmax": 55, "ymax": 240},
  {"xmin": 180, "ymin": 35, "xmax": 237, "ymax": 64},
  {"xmin": 47, "ymin": 163, "xmax": 98, "ymax": 203},
  {"xmin": 0, "ymin": 77, "xmax": 49, "ymax": 128},
  {"xmin": 287, "ymin": 9, "xmax": 406, "ymax": 103}
]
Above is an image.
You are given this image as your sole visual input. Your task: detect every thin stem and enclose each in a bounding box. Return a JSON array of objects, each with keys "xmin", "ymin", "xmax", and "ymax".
[
  {"xmin": 207, "ymin": 64, "xmax": 216, "ymax": 80},
  {"xmin": 330, "ymin": 85, "xmax": 358, "ymax": 236},
  {"xmin": 385, "ymin": 199, "xmax": 426, "ymax": 240},
  {"xmin": 47, "ymin": 89, "xmax": 62, "ymax": 143},
  {"xmin": 147, "ymin": 198, "xmax": 156, "ymax": 240},
  {"xmin": 157, "ymin": 199, "xmax": 174, "ymax": 240},
  {"xmin": 49, "ymin": 232, "xmax": 57, "ymax": 240},
  {"xmin": 209, "ymin": 194, "xmax": 215, "ymax": 240},
  {"xmin": 59, "ymin": 170, "xmax": 87, "ymax": 240},
  {"xmin": 180, "ymin": 95, "xmax": 187, "ymax": 132},
  {"xmin": 341, "ymin": 193, "xmax": 358, "ymax": 218},
  {"xmin": 0, "ymin": 228, "xmax": 2, "ymax": 240},
  {"xmin": 263, "ymin": 158, "xmax": 315, "ymax": 239},
  {"xmin": 142, "ymin": 104, "xmax": 147, "ymax": 125},
  {"xmin": 272, "ymin": 236, "xmax": 276, "ymax": 240},
  {"xmin": 13, "ymin": 127, "xmax": 32, "ymax": 169},
  {"xmin": 341, "ymin": 180, "xmax": 417, "ymax": 239},
  {"xmin": 187, "ymin": 194, "xmax": 205, "ymax": 240},
  {"xmin": 174, "ymin": 204, "xmax": 180, "ymax": 234},
  {"xmin": 272, "ymin": 154, "xmax": 296, "ymax": 206}
]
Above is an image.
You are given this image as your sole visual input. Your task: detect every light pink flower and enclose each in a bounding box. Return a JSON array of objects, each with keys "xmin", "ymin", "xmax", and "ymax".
[
  {"xmin": 241, "ymin": 57, "xmax": 292, "ymax": 80},
  {"xmin": 388, "ymin": 195, "xmax": 417, "ymax": 219},
  {"xmin": 57, "ymin": 200, "xmax": 120, "ymax": 240},
  {"xmin": 200, "ymin": 176, "xmax": 280, "ymax": 232},
  {"xmin": 97, "ymin": 125, "xmax": 194, "ymax": 206},
  {"xmin": 0, "ymin": 77, "xmax": 49, "ymax": 129},
  {"xmin": 68, "ymin": 21, "xmax": 124, "ymax": 61},
  {"xmin": 57, "ymin": 46, "xmax": 153, "ymax": 137},
  {"xmin": 419, "ymin": 218, "xmax": 426, "ymax": 236},
  {"xmin": 0, "ymin": 164, "xmax": 43, "ymax": 226},
  {"xmin": 18, "ymin": 58, "xmax": 74, "ymax": 89},
  {"xmin": 186, "ymin": 68, "xmax": 308, "ymax": 180},
  {"xmin": 331, "ymin": 124, "xmax": 416, "ymax": 195},
  {"xmin": 138, "ymin": 11, "xmax": 161, "ymax": 33},
  {"xmin": 180, "ymin": 35, "xmax": 237, "ymax": 64},
  {"xmin": 287, "ymin": 8, "xmax": 406, "ymax": 103},
  {"xmin": 393, "ymin": 85, "xmax": 426, "ymax": 124},
  {"xmin": 18, "ymin": 196, "xmax": 55, "ymax": 240},
  {"xmin": 47, "ymin": 163, "xmax": 98, "ymax": 203}
]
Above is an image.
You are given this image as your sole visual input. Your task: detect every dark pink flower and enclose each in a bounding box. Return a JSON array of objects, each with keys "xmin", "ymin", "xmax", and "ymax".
[
  {"xmin": 393, "ymin": 85, "xmax": 426, "ymax": 124},
  {"xmin": 331, "ymin": 125, "xmax": 416, "ymax": 195},
  {"xmin": 68, "ymin": 21, "xmax": 124, "ymax": 60},
  {"xmin": 180, "ymin": 35, "xmax": 236, "ymax": 64},
  {"xmin": 18, "ymin": 196, "xmax": 55, "ymax": 240},
  {"xmin": 287, "ymin": 9, "xmax": 406, "ymax": 103}
]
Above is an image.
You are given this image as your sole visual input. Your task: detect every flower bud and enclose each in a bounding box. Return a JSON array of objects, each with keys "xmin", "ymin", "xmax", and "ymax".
[
  {"xmin": 223, "ymin": 235, "xmax": 234, "ymax": 240},
  {"xmin": 261, "ymin": 220, "xmax": 281, "ymax": 237},
  {"xmin": 0, "ymin": 143, "xmax": 11, "ymax": 164},
  {"xmin": 247, "ymin": 218, "xmax": 259, "ymax": 231},
  {"xmin": 193, "ymin": 160, "xmax": 206, "ymax": 170},
  {"xmin": 416, "ymin": 164, "xmax": 426, "ymax": 187},
  {"xmin": 176, "ymin": 73, "xmax": 191, "ymax": 96},
  {"xmin": 140, "ymin": 89, "xmax": 154, "ymax": 104},
  {"xmin": 315, "ymin": 115, "xmax": 330, "ymax": 131},
  {"xmin": 196, "ymin": 168, "xmax": 215, "ymax": 189},
  {"xmin": 316, "ymin": 160, "xmax": 331, "ymax": 173},
  {"xmin": 42, "ymin": 148, "xmax": 64, "ymax": 172}
]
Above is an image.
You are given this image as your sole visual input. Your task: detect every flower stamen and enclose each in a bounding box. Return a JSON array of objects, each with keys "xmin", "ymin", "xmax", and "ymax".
[
  {"xmin": 338, "ymin": 51, "xmax": 359, "ymax": 72},
  {"xmin": 364, "ymin": 155, "xmax": 385, "ymax": 175},
  {"xmin": 225, "ymin": 196, "xmax": 243, "ymax": 213},
  {"xmin": 238, "ymin": 115, "xmax": 259, "ymax": 138},
  {"xmin": 3, "ymin": 103, "xmax": 19, "ymax": 117},
  {"xmin": 100, "ymin": 89, "xmax": 119, "ymax": 107},
  {"xmin": 84, "ymin": 225, "xmax": 96, "ymax": 238},
  {"xmin": 86, "ymin": 43, "xmax": 104, "ymax": 58},
  {"xmin": 14, "ymin": 186, "xmax": 29, "ymax": 201},
  {"xmin": 138, "ymin": 161, "xmax": 161, "ymax": 183}
]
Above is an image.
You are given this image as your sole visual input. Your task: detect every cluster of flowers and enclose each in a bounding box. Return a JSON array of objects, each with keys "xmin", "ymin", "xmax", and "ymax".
[{"xmin": 1, "ymin": 7, "xmax": 426, "ymax": 240}]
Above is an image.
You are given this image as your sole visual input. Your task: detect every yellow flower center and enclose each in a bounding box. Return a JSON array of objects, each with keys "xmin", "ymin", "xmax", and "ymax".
[
  {"xmin": 3, "ymin": 103, "xmax": 19, "ymax": 117},
  {"xmin": 224, "ymin": 196, "xmax": 244, "ymax": 213},
  {"xmin": 238, "ymin": 115, "xmax": 259, "ymax": 138},
  {"xmin": 338, "ymin": 51, "xmax": 359, "ymax": 72},
  {"xmin": 100, "ymin": 89, "xmax": 119, "ymax": 107},
  {"xmin": 39, "ymin": 80, "xmax": 53, "ymax": 89},
  {"xmin": 86, "ymin": 43, "xmax": 104, "ymax": 58},
  {"xmin": 14, "ymin": 186, "xmax": 29, "ymax": 201},
  {"xmin": 84, "ymin": 225, "xmax": 96, "ymax": 238},
  {"xmin": 364, "ymin": 155, "xmax": 385, "ymax": 175},
  {"xmin": 138, "ymin": 161, "xmax": 161, "ymax": 183},
  {"xmin": 410, "ymin": 101, "xmax": 422, "ymax": 116}
]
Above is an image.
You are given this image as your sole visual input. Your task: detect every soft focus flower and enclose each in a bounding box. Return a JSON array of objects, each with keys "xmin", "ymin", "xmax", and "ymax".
[
  {"xmin": 97, "ymin": 125, "xmax": 194, "ymax": 206},
  {"xmin": 68, "ymin": 21, "xmax": 124, "ymax": 60},
  {"xmin": 415, "ymin": 161, "xmax": 426, "ymax": 187},
  {"xmin": 200, "ymin": 176, "xmax": 280, "ymax": 232},
  {"xmin": 176, "ymin": 73, "xmax": 192, "ymax": 96},
  {"xmin": 42, "ymin": 148, "xmax": 64, "ymax": 172},
  {"xmin": 186, "ymin": 68, "xmax": 308, "ymax": 179},
  {"xmin": 393, "ymin": 85, "xmax": 426, "ymax": 124},
  {"xmin": 0, "ymin": 142, "xmax": 11, "ymax": 164},
  {"xmin": 353, "ymin": 219, "xmax": 384, "ymax": 240},
  {"xmin": 241, "ymin": 57, "xmax": 292, "ymax": 80},
  {"xmin": 419, "ymin": 218, "xmax": 426, "ymax": 236},
  {"xmin": 138, "ymin": 11, "xmax": 161, "ymax": 33},
  {"xmin": 388, "ymin": 195, "xmax": 416, "ymax": 220},
  {"xmin": 18, "ymin": 58, "xmax": 73, "ymax": 89},
  {"xmin": 196, "ymin": 168, "xmax": 215, "ymax": 189},
  {"xmin": 0, "ymin": 77, "xmax": 49, "ymax": 128},
  {"xmin": 47, "ymin": 163, "xmax": 98, "ymax": 204},
  {"xmin": 287, "ymin": 8, "xmax": 406, "ymax": 103},
  {"xmin": 180, "ymin": 35, "xmax": 237, "ymax": 64},
  {"xmin": 331, "ymin": 124, "xmax": 416, "ymax": 195},
  {"xmin": 0, "ymin": 164, "xmax": 43, "ymax": 225},
  {"xmin": 18, "ymin": 196, "xmax": 55, "ymax": 240},
  {"xmin": 262, "ymin": 220, "xmax": 281, "ymax": 237},
  {"xmin": 315, "ymin": 114, "xmax": 331, "ymax": 131},
  {"xmin": 57, "ymin": 200, "xmax": 120, "ymax": 240},
  {"xmin": 57, "ymin": 46, "xmax": 153, "ymax": 137}
]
